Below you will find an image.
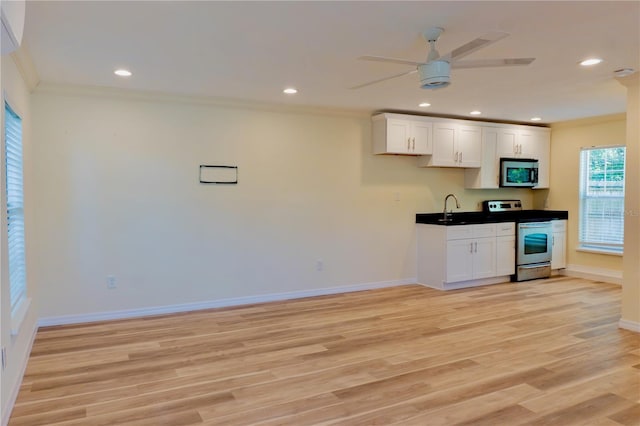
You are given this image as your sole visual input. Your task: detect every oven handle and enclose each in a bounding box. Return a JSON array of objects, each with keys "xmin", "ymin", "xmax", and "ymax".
[
  {"xmin": 519, "ymin": 263, "xmax": 551, "ymax": 269},
  {"xmin": 519, "ymin": 222, "xmax": 551, "ymax": 229}
]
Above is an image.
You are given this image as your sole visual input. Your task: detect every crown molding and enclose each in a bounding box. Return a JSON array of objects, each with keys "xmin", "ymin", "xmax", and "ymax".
[
  {"xmin": 10, "ymin": 42, "xmax": 39, "ymax": 91},
  {"xmin": 33, "ymin": 82, "xmax": 372, "ymax": 119},
  {"xmin": 550, "ymin": 112, "xmax": 626, "ymax": 129}
]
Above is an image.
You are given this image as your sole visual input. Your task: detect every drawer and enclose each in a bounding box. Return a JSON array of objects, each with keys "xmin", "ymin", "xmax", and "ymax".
[
  {"xmin": 473, "ymin": 223, "xmax": 496, "ymax": 238},
  {"xmin": 496, "ymin": 222, "xmax": 515, "ymax": 236},
  {"xmin": 552, "ymin": 220, "xmax": 567, "ymax": 232},
  {"xmin": 447, "ymin": 223, "xmax": 496, "ymax": 240},
  {"xmin": 447, "ymin": 225, "xmax": 475, "ymax": 241}
]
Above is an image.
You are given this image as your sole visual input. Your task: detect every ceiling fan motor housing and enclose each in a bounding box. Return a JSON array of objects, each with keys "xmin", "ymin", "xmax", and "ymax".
[{"xmin": 419, "ymin": 60, "xmax": 451, "ymax": 89}]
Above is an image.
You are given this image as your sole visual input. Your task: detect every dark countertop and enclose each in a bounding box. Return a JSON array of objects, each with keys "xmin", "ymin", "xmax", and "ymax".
[{"xmin": 416, "ymin": 210, "xmax": 568, "ymax": 225}]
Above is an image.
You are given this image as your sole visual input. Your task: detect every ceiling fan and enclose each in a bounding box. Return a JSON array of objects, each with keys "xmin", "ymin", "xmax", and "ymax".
[{"xmin": 352, "ymin": 27, "xmax": 535, "ymax": 90}]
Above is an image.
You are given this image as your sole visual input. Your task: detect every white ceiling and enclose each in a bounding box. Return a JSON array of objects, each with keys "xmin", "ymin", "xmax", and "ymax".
[{"xmin": 22, "ymin": 1, "xmax": 640, "ymax": 124}]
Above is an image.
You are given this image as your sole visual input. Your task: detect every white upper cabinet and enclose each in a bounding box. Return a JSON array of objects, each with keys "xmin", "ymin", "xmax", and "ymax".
[
  {"xmin": 457, "ymin": 126, "xmax": 482, "ymax": 167},
  {"xmin": 471, "ymin": 126, "xmax": 550, "ymax": 189},
  {"xmin": 527, "ymin": 130, "xmax": 551, "ymax": 189},
  {"xmin": 430, "ymin": 123, "xmax": 457, "ymax": 166},
  {"xmin": 464, "ymin": 127, "xmax": 499, "ymax": 189},
  {"xmin": 496, "ymin": 128, "xmax": 520, "ymax": 158},
  {"xmin": 497, "ymin": 128, "xmax": 550, "ymax": 167},
  {"xmin": 372, "ymin": 114, "xmax": 433, "ymax": 155},
  {"xmin": 372, "ymin": 113, "xmax": 550, "ymax": 188},
  {"xmin": 418, "ymin": 123, "xmax": 481, "ymax": 168}
]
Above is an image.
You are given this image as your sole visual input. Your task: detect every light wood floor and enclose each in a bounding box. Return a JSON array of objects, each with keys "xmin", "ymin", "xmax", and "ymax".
[{"xmin": 9, "ymin": 276, "xmax": 640, "ymax": 425}]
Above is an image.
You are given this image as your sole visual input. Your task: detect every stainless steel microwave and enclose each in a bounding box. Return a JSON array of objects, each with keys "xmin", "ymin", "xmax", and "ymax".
[{"xmin": 500, "ymin": 158, "xmax": 539, "ymax": 187}]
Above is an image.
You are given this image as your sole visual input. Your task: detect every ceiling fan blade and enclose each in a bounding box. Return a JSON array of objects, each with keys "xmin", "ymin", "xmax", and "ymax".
[
  {"xmin": 358, "ymin": 55, "xmax": 424, "ymax": 67},
  {"xmin": 441, "ymin": 32, "xmax": 510, "ymax": 62},
  {"xmin": 349, "ymin": 69, "xmax": 418, "ymax": 89},
  {"xmin": 451, "ymin": 58, "xmax": 535, "ymax": 69}
]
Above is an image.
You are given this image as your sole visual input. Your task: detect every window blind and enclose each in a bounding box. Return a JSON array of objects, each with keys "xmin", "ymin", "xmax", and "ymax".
[
  {"xmin": 579, "ymin": 146, "xmax": 625, "ymax": 252},
  {"xmin": 4, "ymin": 102, "xmax": 26, "ymax": 312}
]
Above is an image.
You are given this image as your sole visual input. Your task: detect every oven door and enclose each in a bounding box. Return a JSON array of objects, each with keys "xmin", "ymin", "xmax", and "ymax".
[{"xmin": 517, "ymin": 222, "xmax": 552, "ymax": 265}]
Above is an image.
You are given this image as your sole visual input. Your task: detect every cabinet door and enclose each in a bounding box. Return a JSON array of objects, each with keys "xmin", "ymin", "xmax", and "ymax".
[
  {"xmin": 551, "ymin": 221, "xmax": 566, "ymax": 269},
  {"xmin": 518, "ymin": 130, "xmax": 537, "ymax": 158},
  {"xmin": 431, "ymin": 123, "xmax": 458, "ymax": 167},
  {"xmin": 457, "ymin": 125, "xmax": 482, "ymax": 168},
  {"xmin": 497, "ymin": 128, "xmax": 518, "ymax": 158},
  {"xmin": 464, "ymin": 127, "xmax": 499, "ymax": 189},
  {"xmin": 386, "ymin": 119, "xmax": 412, "ymax": 154},
  {"xmin": 529, "ymin": 131, "xmax": 551, "ymax": 189},
  {"xmin": 496, "ymin": 235, "xmax": 516, "ymax": 276},
  {"xmin": 410, "ymin": 121, "xmax": 433, "ymax": 154},
  {"xmin": 446, "ymin": 239, "xmax": 474, "ymax": 283},
  {"xmin": 473, "ymin": 237, "xmax": 497, "ymax": 279}
]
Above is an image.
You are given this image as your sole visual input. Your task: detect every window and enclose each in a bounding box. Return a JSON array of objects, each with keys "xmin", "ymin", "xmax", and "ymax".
[
  {"xmin": 4, "ymin": 101, "xmax": 27, "ymax": 314},
  {"xmin": 579, "ymin": 146, "xmax": 625, "ymax": 254}
]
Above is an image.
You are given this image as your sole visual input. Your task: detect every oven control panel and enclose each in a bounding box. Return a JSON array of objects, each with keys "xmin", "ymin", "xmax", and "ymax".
[{"xmin": 483, "ymin": 200, "xmax": 523, "ymax": 213}]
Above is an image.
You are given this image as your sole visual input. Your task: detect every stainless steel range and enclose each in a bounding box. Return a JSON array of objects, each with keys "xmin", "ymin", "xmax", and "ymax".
[{"xmin": 484, "ymin": 200, "xmax": 552, "ymax": 282}]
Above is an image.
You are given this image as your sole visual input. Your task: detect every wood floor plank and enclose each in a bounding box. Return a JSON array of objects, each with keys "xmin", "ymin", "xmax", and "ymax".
[
  {"xmin": 608, "ymin": 404, "xmax": 640, "ymax": 426},
  {"xmin": 9, "ymin": 278, "xmax": 640, "ymax": 425},
  {"xmin": 389, "ymin": 383, "xmax": 541, "ymax": 425},
  {"xmin": 523, "ymin": 392, "xmax": 637, "ymax": 425}
]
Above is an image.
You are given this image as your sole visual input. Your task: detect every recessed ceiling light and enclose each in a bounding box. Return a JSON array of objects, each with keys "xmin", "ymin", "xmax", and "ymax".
[
  {"xmin": 418, "ymin": 102, "xmax": 431, "ymax": 107},
  {"xmin": 283, "ymin": 88, "xmax": 298, "ymax": 94},
  {"xmin": 470, "ymin": 110, "xmax": 481, "ymax": 115},
  {"xmin": 614, "ymin": 68, "xmax": 636, "ymax": 77},
  {"xmin": 579, "ymin": 58, "xmax": 602, "ymax": 66},
  {"xmin": 530, "ymin": 117, "xmax": 542, "ymax": 121},
  {"xmin": 114, "ymin": 69, "xmax": 132, "ymax": 77}
]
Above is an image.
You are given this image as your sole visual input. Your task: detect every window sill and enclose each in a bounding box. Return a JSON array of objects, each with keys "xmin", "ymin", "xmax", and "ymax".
[
  {"xmin": 577, "ymin": 247, "xmax": 623, "ymax": 257},
  {"xmin": 11, "ymin": 297, "xmax": 32, "ymax": 336}
]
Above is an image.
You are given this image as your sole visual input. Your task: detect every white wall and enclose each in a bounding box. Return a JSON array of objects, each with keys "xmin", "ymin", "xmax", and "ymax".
[
  {"xmin": 31, "ymin": 87, "xmax": 534, "ymax": 320},
  {"xmin": 1, "ymin": 54, "xmax": 38, "ymax": 423}
]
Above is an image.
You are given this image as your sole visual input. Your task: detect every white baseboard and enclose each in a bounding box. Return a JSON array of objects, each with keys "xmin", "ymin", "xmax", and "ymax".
[
  {"xmin": 2, "ymin": 324, "xmax": 38, "ymax": 426},
  {"xmin": 420, "ymin": 276, "xmax": 511, "ymax": 291},
  {"xmin": 562, "ymin": 264, "xmax": 623, "ymax": 285},
  {"xmin": 618, "ymin": 319, "xmax": 640, "ymax": 333},
  {"xmin": 38, "ymin": 278, "xmax": 416, "ymax": 327}
]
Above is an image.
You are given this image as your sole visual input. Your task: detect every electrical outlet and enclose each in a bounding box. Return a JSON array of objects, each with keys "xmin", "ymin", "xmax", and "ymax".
[
  {"xmin": 107, "ymin": 275, "xmax": 116, "ymax": 289},
  {"xmin": 316, "ymin": 259, "xmax": 324, "ymax": 272}
]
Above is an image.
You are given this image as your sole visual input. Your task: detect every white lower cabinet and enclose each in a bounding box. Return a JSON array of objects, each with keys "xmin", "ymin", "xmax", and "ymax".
[
  {"xmin": 445, "ymin": 236, "xmax": 497, "ymax": 282},
  {"xmin": 471, "ymin": 237, "xmax": 498, "ymax": 279},
  {"xmin": 445, "ymin": 239, "xmax": 476, "ymax": 283},
  {"xmin": 496, "ymin": 222, "xmax": 516, "ymax": 276},
  {"xmin": 444, "ymin": 223, "xmax": 497, "ymax": 282},
  {"xmin": 551, "ymin": 220, "xmax": 567, "ymax": 270},
  {"xmin": 418, "ymin": 222, "xmax": 515, "ymax": 290},
  {"xmin": 496, "ymin": 236, "xmax": 516, "ymax": 276}
]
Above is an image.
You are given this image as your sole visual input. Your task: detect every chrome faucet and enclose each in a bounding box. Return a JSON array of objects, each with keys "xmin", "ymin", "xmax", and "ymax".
[{"xmin": 443, "ymin": 193, "xmax": 460, "ymax": 220}]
